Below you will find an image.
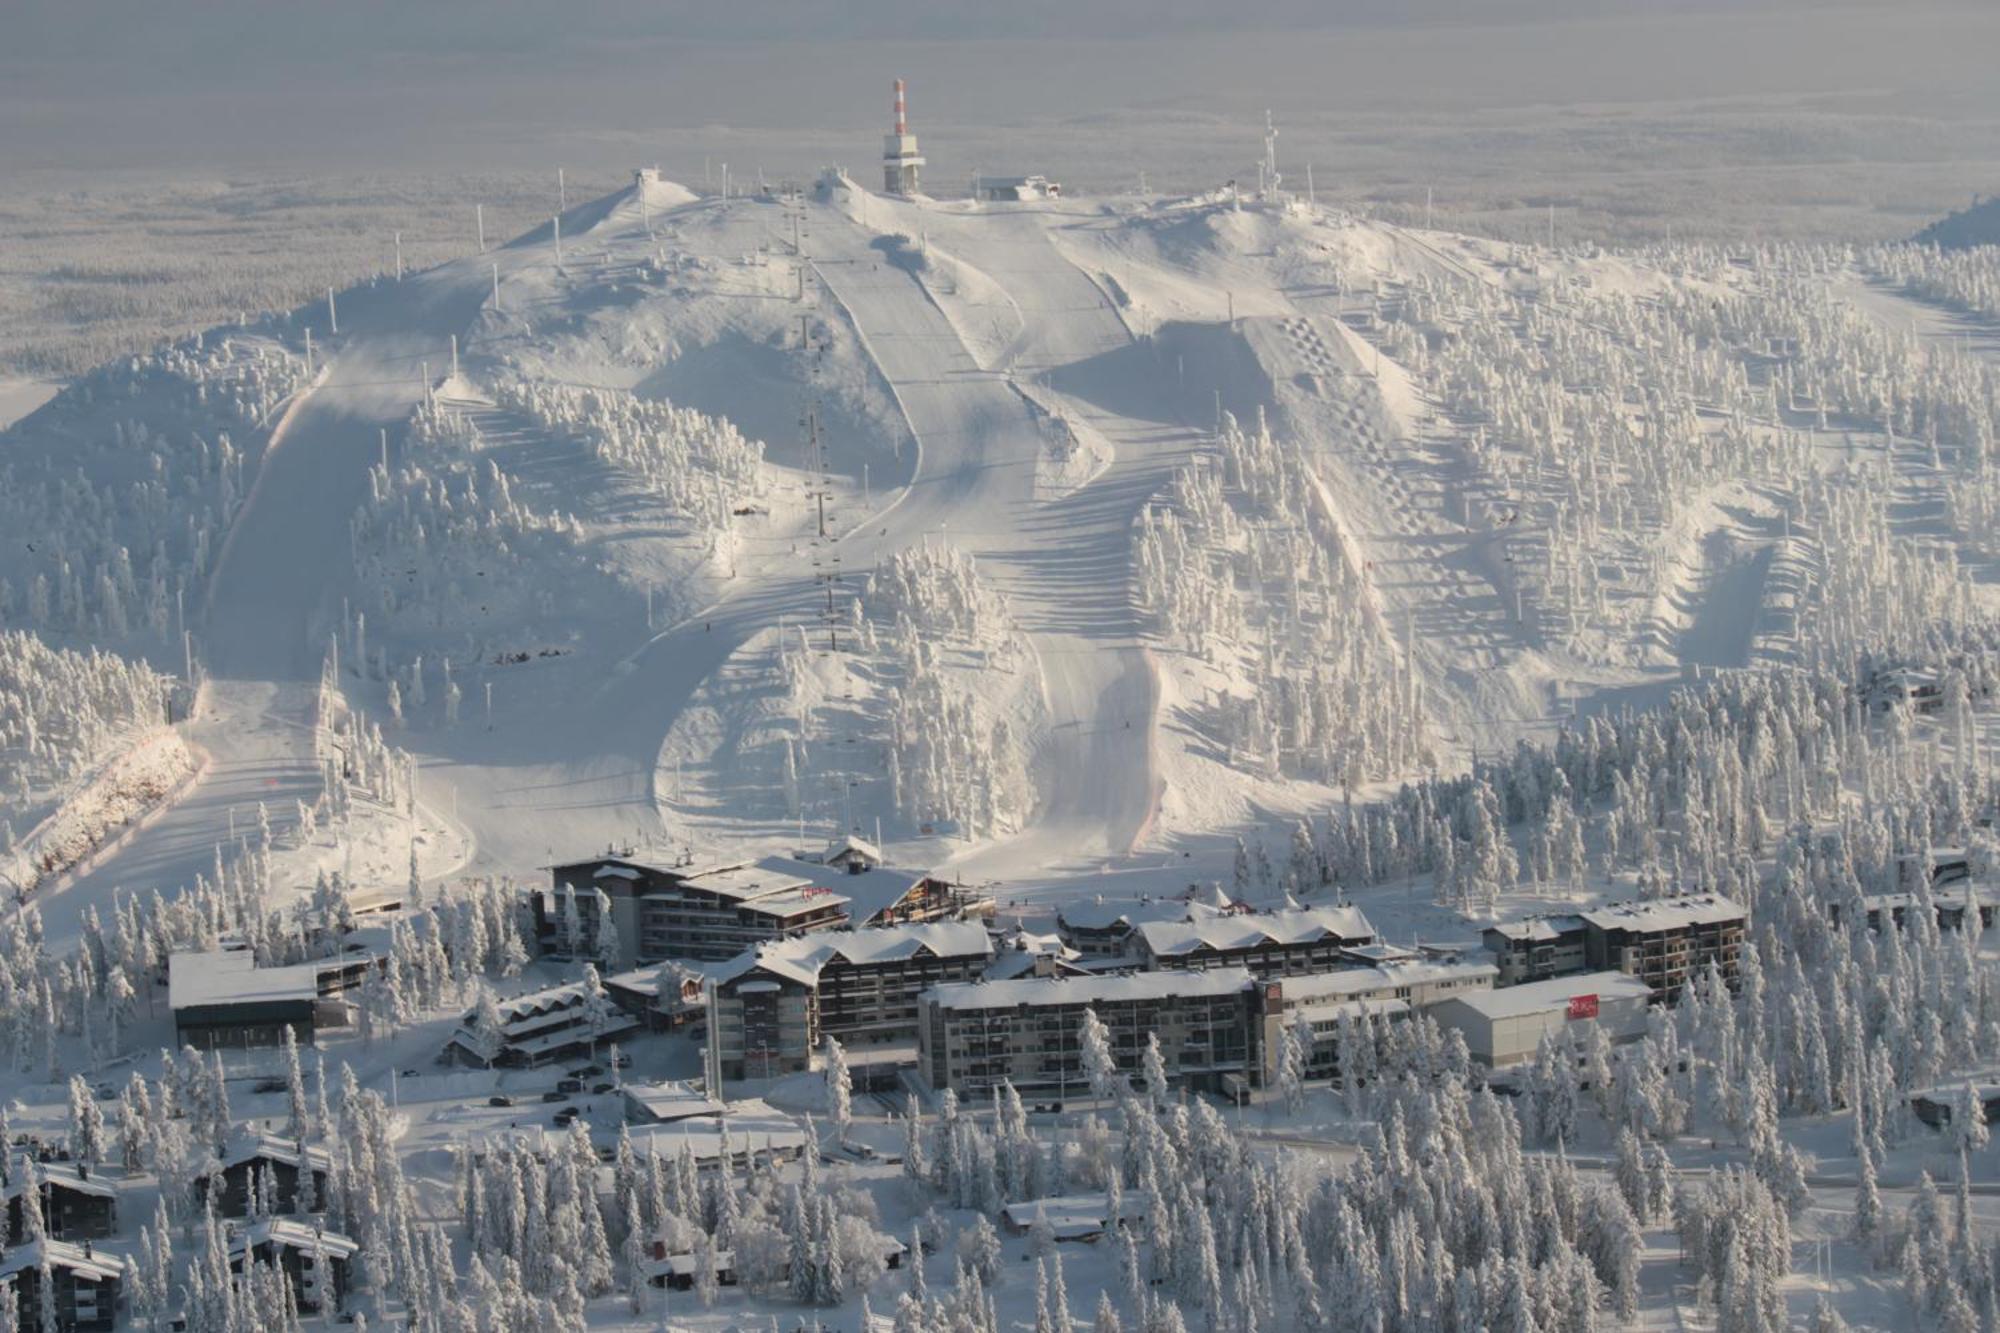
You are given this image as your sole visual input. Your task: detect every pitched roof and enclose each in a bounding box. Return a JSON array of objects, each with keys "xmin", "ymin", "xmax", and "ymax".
[
  {"xmin": 717, "ymin": 921, "xmax": 993, "ymax": 988},
  {"xmin": 1136, "ymin": 906, "xmax": 1375, "ymax": 957},
  {"xmin": 231, "ymin": 1218, "xmax": 360, "ymax": 1260},
  {"xmin": 0, "ymin": 1238, "xmax": 126, "ymax": 1282},
  {"xmin": 217, "ymin": 1134, "xmax": 333, "ymax": 1175},
  {"xmin": 3, "ymin": 1158, "xmax": 119, "ymax": 1201}
]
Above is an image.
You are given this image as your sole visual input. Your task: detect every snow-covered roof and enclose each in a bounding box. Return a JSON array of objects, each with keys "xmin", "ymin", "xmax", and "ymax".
[
  {"xmin": 622, "ymin": 1102, "xmax": 808, "ymax": 1163},
  {"xmin": 1440, "ymin": 972, "xmax": 1652, "ymax": 1021},
  {"xmin": 169, "ymin": 950, "xmax": 320, "ymax": 1011},
  {"xmin": 717, "ymin": 921, "xmax": 993, "ymax": 988},
  {"xmin": 736, "ymin": 888, "xmax": 850, "ymax": 920},
  {"xmin": 4, "ymin": 1158, "xmax": 119, "ymax": 1201},
  {"xmin": 1136, "ymin": 906, "xmax": 1376, "ymax": 957},
  {"xmin": 230, "ymin": 1218, "xmax": 359, "ymax": 1260},
  {"xmin": 1274, "ymin": 956, "xmax": 1496, "ymax": 1004},
  {"xmin": 1577, "ymin": 894, "xmax": 1744, "ymax": 934},
  {"xmin": 924, "ymin": 967, "xmax": 1257, "ymax": 1012},
  {"xmin": 1057, "ymin": 897, "xmax": 1202, "ymax": 932},
  {"xmin": 1000, "ymin": 1190, "xmax": 1150, "ymax": 1238},
  {"xmin": 622, "ymin": 1080, "xmax": 726, "ymax": 1123},
  {"xmin": 752, "ymin": 854, "xmax": 936, "ymax": 924},
  {"xmin": 605, "ymin": 960, "xmax": 713, "ymax": 1005},
  {"xmin": 0, "ymin": 1238, "xmax": 125, "ymax": 1283},
  {"xmin": 1484, "ymin": 915, "xmax": 1587, "ymax": 944},
  {"xmin": 824, "ymin": 834, "xmax": 883, "ymax": 864},
  {"xmin": 216, "ymin": 1134, "xmax": 332, "ymax": 1175},
  {"xmin": 671, "ymin": 861, "xmax": 816, "ymax": 903}
]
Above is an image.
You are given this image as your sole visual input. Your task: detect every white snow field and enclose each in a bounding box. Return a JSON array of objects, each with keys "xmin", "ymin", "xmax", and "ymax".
[
  {"xmin": 4, "ymin": 172, "xmax": 1999, "ymax": 932},
  {"xmin": 9, "ymin": 161, "xmax": 2000, "ymax": 1333}
]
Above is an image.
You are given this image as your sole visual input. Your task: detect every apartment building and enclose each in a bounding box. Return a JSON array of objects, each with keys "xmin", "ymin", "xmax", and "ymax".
[
  {"xmin": 917, "ymin": 970, "xmax": 1259, "ymax": 1098},
  {"xmin": 712, "ymin": 922, "xmax": 992, "ymax": 1083}
]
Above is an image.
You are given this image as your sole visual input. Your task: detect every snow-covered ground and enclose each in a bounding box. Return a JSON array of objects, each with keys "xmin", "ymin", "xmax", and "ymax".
[{"xmin": 8, "ymin": 163, "xmax": 2000, "ymax": 1330}]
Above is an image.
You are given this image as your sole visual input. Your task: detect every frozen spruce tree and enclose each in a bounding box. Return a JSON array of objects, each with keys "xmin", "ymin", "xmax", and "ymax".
[
  {"xmin": 823, "ymin": 1035, "xmax": 852, "ymax": 1141},
  {"xmin": 1078, "ymin": 1007, "xmax": 1120, "ymax": 1103}
]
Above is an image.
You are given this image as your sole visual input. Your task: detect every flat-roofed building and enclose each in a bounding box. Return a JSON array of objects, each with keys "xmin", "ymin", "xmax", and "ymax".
[
  {"xmin": 1132, "ymin": 905, "xmax": 1377, "ymax": 977},
  {"xmin": 1482, "ymin": 915, "xmax": 1588, "ymax": 986},
  {"xmin": 713, "ymin": 922, "xmax": 992, "ymax": 1083},
  {"xmin": 1578, "ymin": 894, "xmax": 1746, "ymax": 1001},
  {"xmin": 170, "ymin": 951, "xmax": 322, "ymax": 1051},
  {"xmin": 1429, "ymin": 972, "xmax": 1653, "ymax": 1068},
  {"xmin": 917, "ymin": 969, "xmax": 1259, "ymax": 1098},
  {"xmin": 1255, "ymin": 955, "xmax": 1498, "ymax": 1082}
]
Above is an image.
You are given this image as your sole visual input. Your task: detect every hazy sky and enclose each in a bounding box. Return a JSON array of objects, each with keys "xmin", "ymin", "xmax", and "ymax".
[{"xmin": 5, "ymin": 1, "xmax": 1995, "ymax": 175}]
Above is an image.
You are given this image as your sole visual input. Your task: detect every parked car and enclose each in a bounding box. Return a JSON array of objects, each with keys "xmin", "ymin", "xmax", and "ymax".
[
  {"xmin": 488, "ymin": 1095, "xmax": 514, "ymax": 1108},
  {"xmin": 541, "ymin": 1091, "xmax": 567, "ymax": 1104},
  {"xmin": 591, "ymin": 1081, "xmax": 615, "ymax": 1096},
  {"xmin": 556, "ymin": 1078, "xmax": 584, "ymax": 1095},
  {"xmin": 610, "ymin": 1053, "xmax": 633, "ymax": 1069},
  {"xmin": 253, "ymin": 1078, "xmax": 287, "ymax": 1094},
  {"xmin": 552, "ymin": 1108, "xmax": 580, "ymax": 1126},
  {"xmin": 94, "ymin": 1084, "xmax": 119, "ymax": 1100}
]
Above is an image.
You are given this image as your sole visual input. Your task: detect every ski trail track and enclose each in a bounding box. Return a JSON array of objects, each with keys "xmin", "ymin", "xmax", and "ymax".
[
  {"xmin": 40, "ymin": 271, "xmax": 494, "ymax": 945},
  {"xmin": 809, "ymin": 200, "xmax": 1204, "ymax": 878},
  {"xmin": 44, "ymin": 187, "xmax": 1231, "ymax": 925}
]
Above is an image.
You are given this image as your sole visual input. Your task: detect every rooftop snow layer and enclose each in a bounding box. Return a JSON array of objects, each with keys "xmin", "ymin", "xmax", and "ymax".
[
  {"xmin": 168, "ymin": 950, "xmax": 320, "ymax": 1011},
  {"xmin": 1576, "ymin": 894, "xmax": 1744, "ymax": 934},
  {"xmin": 1136, "ymin": 905, "xmax": 1375, "ymax": 957},
  {"xmin": 716, "ymin": 920, "xmax": 993, "ymax": 987},
  {"xmin": 1442, "ymin": 972, "xmax": 1651, "ymax": 1020}
]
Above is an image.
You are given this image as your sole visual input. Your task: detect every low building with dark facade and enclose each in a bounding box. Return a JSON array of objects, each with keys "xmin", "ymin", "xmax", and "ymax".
[
  {"xmin": 197, "ymin": 1137, "xmax": 333, "ymax": 1219},
  {"xmin": 169, "ymin": 951, "xmax": 322, "ymax": 1051},
  {"xmin": 1481, "ymin": 915, "xmax": 1588, "ymax": 986},
  {"xmin": 713, "ymin": 922, "xmax": 992, "ymax": 1084},
  {"xmin": 917, "ymin": 969, "xmax": 1260, "ymax": 1098},
  {"xmin": 229, "ymin": 1218, "xmax": 357, "ymax": 1315},
  {"xmin": 1131, "ymin": 905, "xmax": 1377, "ymax": 977},
  {"xmin": 3, "ymin": 1161, "xmax": 117, "ymax": 1243},
  {"xmin": 0, "ymin": 1240, "xmax": 123, "ymax": 1332}
]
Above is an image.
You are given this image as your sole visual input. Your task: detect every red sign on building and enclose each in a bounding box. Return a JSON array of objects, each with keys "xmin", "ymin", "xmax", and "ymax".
[{"xmin": 1566, "ymin": 993, "xmax": 1599, "ymax": 1020}]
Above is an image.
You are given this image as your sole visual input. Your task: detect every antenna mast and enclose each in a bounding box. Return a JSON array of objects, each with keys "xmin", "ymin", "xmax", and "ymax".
[{"xmin": 1263, "ymin": 110, "xmax": 1282, "ymax": 201}]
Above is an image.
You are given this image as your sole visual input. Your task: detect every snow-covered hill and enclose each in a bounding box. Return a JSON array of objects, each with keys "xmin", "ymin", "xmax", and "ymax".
[{"xmin": 4, "ymin": 169, "xmax": 1999, "ymax": 921}]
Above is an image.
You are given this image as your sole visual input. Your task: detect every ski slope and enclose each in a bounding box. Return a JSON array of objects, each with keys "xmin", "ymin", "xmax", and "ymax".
[{"xmin": 17, "ymin": 173, "xmax": 2000, "ymax": 930}]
